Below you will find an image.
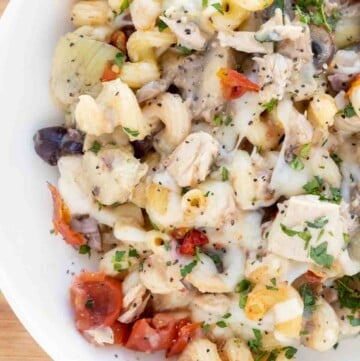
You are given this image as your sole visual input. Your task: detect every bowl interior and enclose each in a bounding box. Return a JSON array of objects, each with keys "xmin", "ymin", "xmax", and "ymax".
[{"xmin": 0, "ymin": 1, "xmax": 358, "ymax": 360}]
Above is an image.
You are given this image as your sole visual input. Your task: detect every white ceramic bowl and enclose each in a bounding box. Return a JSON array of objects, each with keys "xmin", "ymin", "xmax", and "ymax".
[{"xmin": 0, "ymin": 1, "xmax": 359, "ymax": 360}]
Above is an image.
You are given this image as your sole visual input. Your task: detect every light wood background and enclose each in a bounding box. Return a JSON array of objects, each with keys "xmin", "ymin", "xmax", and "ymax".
[{"xmin": 0, "ymin": 1, "xmax": 51, "ymax": 359}]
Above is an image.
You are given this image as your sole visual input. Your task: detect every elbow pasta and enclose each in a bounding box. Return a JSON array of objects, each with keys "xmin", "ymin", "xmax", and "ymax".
[
  {"xmin": 208, "ymin": 0, "xmax": 250, "ymax": 32},
  {"xmin": 142, "ymin": 93, "xmax": 192, "ymax": 154},
  {"xmin": 71, "ymin": 1, "xmax": 113, "ymax": 28},
  {"xmin": 120, "ymin": 30, "xmax": 176, "ymax": 88},
  {"xmin": 41, "ymin": 0, "xmax": 360, "ymax": 358},
  {"xmin": 130, "ymin": 0, "xmax": 161, "ymax": 30}
]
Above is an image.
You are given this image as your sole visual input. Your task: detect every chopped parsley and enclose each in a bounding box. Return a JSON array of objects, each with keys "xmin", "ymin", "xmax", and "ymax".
[
  {"xmin": 114, "ymin": 52, "xmax": 125, "ymax": 67},
  {"xmin": 180, "ymin": 260, "xmax": 197, "ymax": 277},
  {"xmin": 202, "ymin": 0, "xmax": 208, "ymax": 7},
  {"xmin": 89, "ymin": 140, "xmax": 101, "ymax": 155},
  {"xmin": 283, "ymin": 346, "xmax": 298, "ymax": 359},
  {"xmin": 181, "ymin": 187, "xmax": 190, "ymax": 195},
  {"xmin": 79, "ymin": 244, "xmax": 91, "ymax": 257},
  {"xmin": 295, "ymin": 0, "xmax": 333, "ymax": 32},
  {"xmin": 290, "ymin": 156, "xmax": 305, "ymax": 171},
  {"xmin": 212, "ymin": 3, "xmax": 224, "ymax": 14},
  {"xmin": 223, "ymin": 312, "xmax": 232, "ymax": 319},
  {"xmin": 280, "ymin": 224, "xmax": 312, "ymax": 247},
  {"xmin": 310, "ymin": 242, "xmax": 334, "ymax": 268},
  {"xmin": 290, "ymin": 143, "xmax": 311, "ymax": 171},
  {"xmin": 299, "ymin": 143, "xmax": 311, "ymax": 158},
  {"xmin": 335, "ymin": 273, "xmax": 360, "ymax": 311},
  {"xmin": 299, "ymin": 283, "xmax": 316, "ymax": 314},
  {"xmin": 157, "ymin": 18, "xmax": 168, "ymax": 32},
  {"xmin": 112, "ymin": 250, "xmax": 126, "ymax": 271},
  {"xmin": 222, "ymin": 166, "xmax": 229, "ymax": 181},
  {"xmin": 214, "ymin": 114, "xmax": 232, "ymax": 126},
  {"xmin": 236, "ymin": 279, "xmax": 253, "ymax": 309},
  {"xmin": 175, "ymin": 45, "xmax": 193, "ymax": 55},
  {"xmin": 110, "ymin": 202, "xmax": 121, "ymax": 207},
  {"xmin": 341, "ymin": 103, "xmax": 356, "ymax": 118},
  {"xmin": 247, "ymin": 329, "xmax": 262, "ymax": 353},
  {"xmin": 266, "ymin": 277, "xmax": 279, "ymax": 291},
  {"xmin": 216, "ymin": 320, "xmax": 227, "ymax": 328},
  {"xmin": 128, "ymin": 248, "xmax": 139, "ymax": 258},
  {"xmin": 123, "ymin": 127, "xmax": 140, "ymax": 137},
  {"xmin": 343, "ymin": 233, "xmax": 350, "ymax": 245},
  {"xmin": 305, "ymin": 216, "xmax": 328, "ymax": 229},
  {"xmin": 164, "ymin": 240, "xmax": 171, "ymax": 251},
  {"xmin": 120, "ymin": 0, "xmax": 130, "ymax": 12},
  {"xmin": 303, "ymin": 176, "xmax": 342, "ymax": 204},
  {"xmin": 202, "ymin": 323, "xmax": 211, "ymax": 333},
  {"xmin": 262, "ymin": 98, "xmax": 278, "ymax": 112}
]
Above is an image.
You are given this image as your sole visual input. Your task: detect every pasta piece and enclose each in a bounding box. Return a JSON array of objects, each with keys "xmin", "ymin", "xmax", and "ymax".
[
  {"xmin": 75, "ymin": 79, "xmax": 151, "ymax": 140},
  {"xmin": 181, "ymin": 181, "xmax": 237, "ymax": 228},
  {"xmin": 71, "ymin": 1, "xmax": 113, "ymax": 28},
  {"xmin": 142, "ymin": 93, "xmax": 192, "ymax": 154},
  {"xmin": 139, "ymin": 254, "xmax": 185, "ymax": 294},
  {"xmin": 230, "ymin": 150, "xmax": 278, "ymax": 210},
  {"xmin": 178, "ymin": 339, "xmax": 222, "ymax": 361},
  {"xmin": 164, "ymin": 132, "xmax": 219, "ymax": 187},
  {"xmin": 152, "ymin": 289, "xmax": 194, "ymax": 312},
  {"xmin": 146, "ymin": 230, "xmax": 172, "ymax": 257},
  {"xmin": 204, "ymin": 209, "xmax": 263, "ymax": 251},
  {"xmin": 186, "ymin": 245, "xmax": 245, "ymax": 293},
  {"xmin": 145, "ymin": 172, "xmax": 184, "ymax": 230},
  {"xmin": 121, "ymin": 30, "xmax": 176, "ymax": 88},
  {"xmin": 208, "ymin": 1, "xmax": 250, "ymax": 32},
  {"xmin": 301, "ymin": 298, "xmax": 339, "ymax": 351},
  {"xmin": 130, "ymin": 0, "xmax": 161, "ymax": 30},
  {"xmin": 236, "ymin": 0, "xmax": 274, "ymax": 11},
  {"xmin": 83, "ymin": 126, "xmax": 130, "ymax": 151},
  {"xmin": 307, "ymin": 93, "xmax": 338, "ymax": 130},
  {"xmin": 73, "ymin": 25, "xmax": 113, "ymax": 42},
  {"xmin": 220, "ymin": 338, "xmax": 254, "ymax": 361},
  {"xmin": 79, "ymin": 147, "xmax": 148, "ymax": 205},
  {"xmin": 245, "ymin": 282, "xmax": 303, "ymax": 344},
  {"xmin": 190, "ymin": 294, "xmax": 232, "ymax": 339},
  {"xmin": 99, "ymin": 245, "xmax": 140, "ymax": 277}
]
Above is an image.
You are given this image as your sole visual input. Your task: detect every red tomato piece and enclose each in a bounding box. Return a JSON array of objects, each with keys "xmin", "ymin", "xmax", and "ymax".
[
  {"xmin": 111, "ymin": 321, "xmax": 131, "ymax": 345},
  {"xmin": 101, "ymin": 61, "xmax": 119, "ymax": 82},
  {"xmin": 167, "ymin": 322, "xmax": 202, "ymax": 357},
  {"xmin": 217, "ymin": 67, "xmax": 260, "ymax": 100},
  {"xmin": 70, "ymin": 271, "xmax": 123, "ymax": 332},
  {"xmin": 179, "ymin": 230, "xmax": 209, "ymax": 256},
  {"xmin": 126, "ymin": 314, "xmax": 195, "ymax": 353},
  {"xmin": 48, "ymin": 183, "xmax": 85, "ymax": 246}
]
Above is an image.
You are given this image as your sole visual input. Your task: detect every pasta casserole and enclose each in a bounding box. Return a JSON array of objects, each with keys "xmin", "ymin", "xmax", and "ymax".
[{"xmin": 33, "ymin": 0, "xmax": 360, "ymax": 360}]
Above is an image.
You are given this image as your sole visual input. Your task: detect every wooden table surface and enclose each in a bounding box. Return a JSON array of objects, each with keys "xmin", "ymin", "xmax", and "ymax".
[{"xmin": 0, "ymin": 1, "xmax": 51, "ymax": 360}]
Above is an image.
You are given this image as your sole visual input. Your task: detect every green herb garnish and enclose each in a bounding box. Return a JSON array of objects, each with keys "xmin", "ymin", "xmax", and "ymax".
[
  {"xmin": 222, "ymin": 166, "xmax": 229, "ymax": 181},
  {"xmin": 310, "ymin": 242, "xmax": 334, "ymax": 268},
  {"xmin": 262, "ymin": 98, "xmax": 278, "ymax": 112},
  {"xmin": 212, "ymin": 3, "xmax": 224, "ymax": 14},
  {"xmin": 123, "ymin": 127, "xmax": 140, "ymax": 137},
  {"xmin": 89, "ymin": 141, "xmax": 101, "ymax": 155}
]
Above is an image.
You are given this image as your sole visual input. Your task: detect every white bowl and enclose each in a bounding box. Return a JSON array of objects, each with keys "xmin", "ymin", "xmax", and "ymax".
[{"xmin": 0, "ymin": 1, "xmax": 359, "ymax": 360}]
